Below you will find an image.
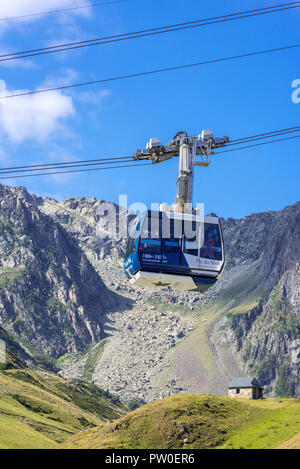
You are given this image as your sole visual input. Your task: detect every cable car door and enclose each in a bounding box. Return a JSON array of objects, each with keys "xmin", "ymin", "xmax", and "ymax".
[
  {"xmin": 162, "ymin": 216, "xmax": 181, "ymax": 270},
  {"xmin": 181, "ymin": 218, "xmax": 204, "ymax": 271}
]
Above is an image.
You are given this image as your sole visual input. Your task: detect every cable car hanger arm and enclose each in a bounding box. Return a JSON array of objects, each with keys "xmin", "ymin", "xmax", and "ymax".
[{"xmin": 133, "ymin": 130, "xmax": 229, "ymax": 213}]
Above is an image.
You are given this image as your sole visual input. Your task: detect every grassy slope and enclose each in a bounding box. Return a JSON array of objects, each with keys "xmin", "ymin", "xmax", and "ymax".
[
  {"xmin": 0, "ymin": 369, "xmax": 125, "ymax": 449},
  {"xmin": 218, "ymin": 398, "xmax": 300, "ymax": 449},
  {"xmin": 61, "ymin": 394, "xmax": 300, "ymax": 450}
]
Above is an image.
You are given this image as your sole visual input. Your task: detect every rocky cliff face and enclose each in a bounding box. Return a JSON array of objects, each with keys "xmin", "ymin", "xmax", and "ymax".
[
  {"xmin": 0, "ymin": 185, "xmax": 118, "ymax": 362},
  {"xmin": 214, "ymin": 203, "xmax": 300, "ymax": 396},
  {"xmin": 0, "ymin": 183, "xmax": 299, "ymax": 402},
  {"xmin": 41, "ymin": 196, "xmax": 134, "ymax": 262}
]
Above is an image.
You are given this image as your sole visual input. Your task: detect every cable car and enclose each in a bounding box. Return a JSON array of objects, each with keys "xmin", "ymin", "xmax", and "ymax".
[
  {"xmin": 124, "ymin": 130, "xmax": 229, "ymax": 291},
  {"xmin": 124, "ymin": 210, "xmax": 224, "ymax": 291}
]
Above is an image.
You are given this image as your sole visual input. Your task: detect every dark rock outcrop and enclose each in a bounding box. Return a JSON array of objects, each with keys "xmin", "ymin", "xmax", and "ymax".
[{"xmin": 0, "ymin": 185, "xmax": 117, "ymax": 361}]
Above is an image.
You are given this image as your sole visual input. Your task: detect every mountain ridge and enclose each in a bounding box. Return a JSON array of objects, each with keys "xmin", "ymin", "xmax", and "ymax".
[
  {"xmin": 0, "ymin": 185, "xmax": 121, "ymax": 364},
  {"xmin": 0, "ymin": 183, "xmax": 298, "ymax": 401},
  {"xmin": 60, "ymin": 393, "xmax": 300, "ymax": 450}
]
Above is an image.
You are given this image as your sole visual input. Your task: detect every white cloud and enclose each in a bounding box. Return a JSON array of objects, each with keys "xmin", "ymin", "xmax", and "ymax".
[
  {"xmin": 77, "ymin": 89, "xmax": 112, "ymax": 105},
  {"xmin": 0, "ymin": 1, "xmax": 92, "ymax": 20},
  {"xmin": 0, "ymin": 1, "xmax": 93, "ymax": 37},
  {"xmin": 41, "ymin": 68, "xmax": 80, "ymax": 88},
  {"xmin": 0, "ymin": 80, "xmax": 75, "ymax": 143}
]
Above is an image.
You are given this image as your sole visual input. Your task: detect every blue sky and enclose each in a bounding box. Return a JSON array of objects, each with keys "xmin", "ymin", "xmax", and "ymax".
[{"xmin": 0, "ymin": 0, "xmax": 299, "ymax": 219}]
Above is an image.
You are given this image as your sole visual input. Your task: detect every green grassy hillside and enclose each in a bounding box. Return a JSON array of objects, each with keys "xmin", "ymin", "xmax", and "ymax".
[
  {"xmin": 0, "ymin": 369, "xmax": 125, "ymax": 449},
  {"xmin": 61, "ymin": 394, "xmax": 300, "ymax": 450}
]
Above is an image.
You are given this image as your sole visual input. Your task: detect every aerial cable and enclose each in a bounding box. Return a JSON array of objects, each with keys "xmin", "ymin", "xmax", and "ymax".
[
  {"xmin": 1, "ymin": 44, "xmax": 299, "ymax": 100},
  {"xmin": 229, "ymin": 125, "xmax": 300, "ymax": 144},
  {"xmin": 0, "ymin": 156, "xmax": 133, "ymax": 172},
  {"xmin": 0, "ymin": 126, "xmax": 299, "ymax": 176},
  {"xmin": 2, "ymin": 133, "xmax": 299, "ymax": 180},
  {"xmin": 215, "ymin": 134, "xmax": 300, "ymax": 155},
  {"xmin": 1, "ymin": 134, "xmax": 300, "ymax": 179},
  {"xmin": 224, "ymin": 127, "xmax": 300, "ymax": 147},
  {"xmin": 1, "ymin": 1, "xmax": 298, "ymax": 26},
  {"xmin": 0, "ymin": 2, "xmax": 299, "ymax": 62},
  {"xmin": 0, "ymin": 162, "xmax": 151, "ymax": 180},
  {"xmin": 0, "ymin": 158, "xmax": 140, "ymax": 176}
]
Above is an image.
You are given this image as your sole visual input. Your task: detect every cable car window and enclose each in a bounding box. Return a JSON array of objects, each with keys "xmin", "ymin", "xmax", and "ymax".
[
  {"xmin": 183, "ymin": 237, "xmax": 199, "ymax": 256},
  {"xmin": 164, "ymin": 240, "xmax": 180, "ymax": 253},
  {"xmin": 125, "ymin": 216, "xmax": 141, "ymax": 258},
  {"xmin": 140, "ymin": 215, "xmax": 161, "ymax": 239},
  {"xmin": 125, "ymin": 237, "xmax": 136, "ymax": 258},
  {"xmin": 200, "ymin": 224, "xmax": 222, "ymax": 260},
  {"xmin": 139, "ymin": 214, "xmax": 162, "ymax": 254},
  {"xmin": 183, "ymin": 219, "xmax": 198, "ymax": 240},
  {"xmin": 128, "ymin": 215, "xmax": 141, "ymax": 239},
  {"xmin": 139, "ymin": 239, "xmax": 161, "ymax": 254},
  {"xmin": 163, "ymin": 218, "xmax": 180, "ymax": 253},
  {"xmin": 183, "ymin": 219, "xmax": 200, "ymax": 256}
]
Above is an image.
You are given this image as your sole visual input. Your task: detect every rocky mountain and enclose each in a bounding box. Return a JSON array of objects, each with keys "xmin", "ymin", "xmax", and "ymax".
[
  {"xmin": 0, "ymin": 185, "xmax": 119, "ymax": 364},
  {"xmin": 0, "ymin": 183, "xmax": 299, "ymax": 402},
  {"xmin": 212, "ymin": 203, "xmax": 300, "ymax": 396}
]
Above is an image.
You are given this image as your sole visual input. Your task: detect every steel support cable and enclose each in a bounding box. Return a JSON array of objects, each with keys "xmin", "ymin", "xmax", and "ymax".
[
  {"xmin": 0, "ymin": 3, "xmax": 300, "ymax": 62},
  {"xmin": 0, "ymin": 156, "xmax": 134, "ymax": 172},
  {"xmin": 224, "ymin": 127, "xmax": 300, "ymax": 147},
  {"xmin": 2, "ymin": 133, "xmax": 300, "ymax": 180},
  {"xmin": 0, "ymin": 162, "xmax": 151, "ymax": 180},
  {"xmin": 0, "ymin": 158, "xmax": 142, "ymax": 176},
  {"xmin": 1, "ymin": 44, "xmax": 299, "ymax": 100},
  {"xmin": 0, "ymin": 127, "xmax": 299, "ymax": 175},
  {"xmin": 229, "ymin": 125, "xmax": 300, "ymax": 144},
  {"xmin": 1, "ymin": 135, "xmax": 300, "ymax": 179},
  {"xmin": 214, "ymin": 134, "xmax": 300, "ymax": 154}
]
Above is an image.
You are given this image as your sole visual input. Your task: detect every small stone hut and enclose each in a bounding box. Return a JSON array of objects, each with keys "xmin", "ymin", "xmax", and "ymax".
[{"xmin": 228, "ymin": 377, "xmax": 264, "ymax": 399}]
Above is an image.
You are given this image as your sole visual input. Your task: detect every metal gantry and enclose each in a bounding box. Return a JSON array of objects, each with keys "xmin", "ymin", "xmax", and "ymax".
[{"xmin": 133, "ymin": 130, "xmax": 229, "ymax": 213}]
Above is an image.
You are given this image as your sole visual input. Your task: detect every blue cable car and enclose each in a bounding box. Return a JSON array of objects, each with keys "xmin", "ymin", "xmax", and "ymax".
[{"xmin": 124, "ymin": 210, "xmax": 224, "ymax": 291}]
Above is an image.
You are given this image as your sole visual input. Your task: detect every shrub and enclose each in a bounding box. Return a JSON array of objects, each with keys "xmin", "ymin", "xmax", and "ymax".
[{"xmin": 128, "ymin": 400, "xmax": 140, "ymax": 411}]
